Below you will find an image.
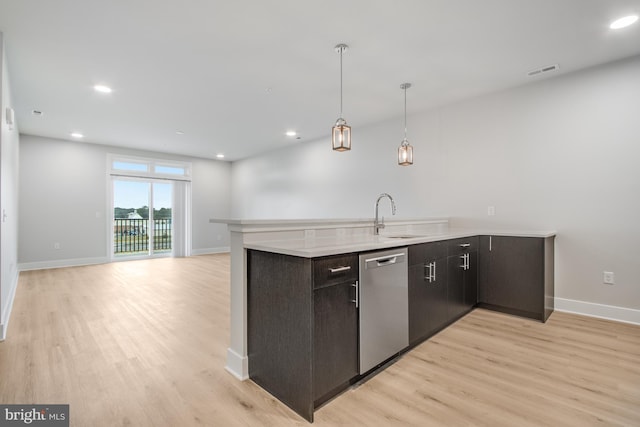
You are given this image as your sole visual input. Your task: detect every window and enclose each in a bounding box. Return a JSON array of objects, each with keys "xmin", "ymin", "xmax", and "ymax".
[
  {"xmin": 155, "ymin": 164, "xmax": 186, "ymax": 176},
  {"xmin": 108, "ymin": 155, "xmax": 191, "ymax": 181},
  {"xmin": 108, "ymin": 154, "xmax": 192, "ymax": 260},
  {"xmin": 113, "ymin": 161, "xmax": 148, "ymax": 173}
]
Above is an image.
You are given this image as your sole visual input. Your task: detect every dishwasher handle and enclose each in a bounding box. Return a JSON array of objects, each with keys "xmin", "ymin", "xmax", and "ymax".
[{"xmin": 364, "ymin": 252, "xmax": 406, "ymax": 269}]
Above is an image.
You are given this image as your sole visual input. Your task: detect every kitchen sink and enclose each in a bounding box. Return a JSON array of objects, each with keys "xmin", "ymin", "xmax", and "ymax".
[{"xmin": 382, "ymin": 234, "xmax": 428, "ymax": 239}]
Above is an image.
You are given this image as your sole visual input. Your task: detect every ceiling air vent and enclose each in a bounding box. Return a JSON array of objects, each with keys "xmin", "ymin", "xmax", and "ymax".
[{"xmin": 527, "ymin": 64, "xmax": 559, "ymax": 77}]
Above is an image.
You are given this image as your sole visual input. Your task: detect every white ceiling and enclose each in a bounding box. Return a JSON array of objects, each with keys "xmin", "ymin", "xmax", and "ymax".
[{"xmin": 1, "ymin": 0, "xmax": 639, "ymax": 161}]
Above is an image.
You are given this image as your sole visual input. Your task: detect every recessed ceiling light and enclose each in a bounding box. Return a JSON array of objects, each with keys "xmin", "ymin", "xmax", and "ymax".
[
  {"xmin": 285, "ymin": 130, "xmax": 297, "ymax": 137},
  {"xmin": 610, "ymin": 15, "xmax": 638, "ymax": 29},
  {"xmin": 527, "ymin": 64, "xmax": 559, "ymax": 77},
  {"xmin": 93, "ymin": 84, "xmax": 113, "ymax": 93},
  {"xmin": 71, "ymin": 132, "xmax": 84, "ymax": 138},
  {"xmin": 216, "ymin": 153, "xmax": 225, "ymax": 159}
]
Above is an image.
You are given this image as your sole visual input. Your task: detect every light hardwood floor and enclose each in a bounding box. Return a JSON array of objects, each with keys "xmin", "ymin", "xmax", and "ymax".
[{"xmin": 1, "ymin": 254, "xmax": 638, "ymax": 426}]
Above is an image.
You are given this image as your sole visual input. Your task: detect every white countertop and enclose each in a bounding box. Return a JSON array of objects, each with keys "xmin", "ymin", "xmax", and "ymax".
[
  {"xmin": 210, "ymin": 217, "xmax": 450, "ymax": 233},
  {"xmin": 244, "ymin": 228, "xmax": 556, "ymax": 258}
]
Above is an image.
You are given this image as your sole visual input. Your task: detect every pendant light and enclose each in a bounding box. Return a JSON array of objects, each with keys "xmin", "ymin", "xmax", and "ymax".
[
  {"xmin": 398, "ymin": 83, "xmax": 414, "ymax": 166},
  {"xmin": 332, "ymin": 44, "xmax": 351, "ymax": 151}
]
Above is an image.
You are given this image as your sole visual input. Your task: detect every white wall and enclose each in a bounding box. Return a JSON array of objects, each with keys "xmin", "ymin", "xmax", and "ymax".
[
  {"xmin": 191, "ymin": 156, "xmax": 232, "ymax": 254},
  {"xmin": 231, "ymin": 55, "xmax": 640, "ymax": 315},
  {"xmin": 18, "ymin": 135, "xmax": 231, "ymax": 268},
  {"xmin": 0, "ymin": 33, "xmax": 21, "ymax": 339}
]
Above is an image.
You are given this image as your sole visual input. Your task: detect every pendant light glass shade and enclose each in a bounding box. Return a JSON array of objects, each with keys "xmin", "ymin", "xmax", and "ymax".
[
  {"xmin": 332, "ymin": 44, "xmax": 351, "ymax": 151},
  {"xmin": 398, "ymin": 83, "xmax": 414, "ymax": 166},
  {"xmin": 332, "ymin": 118, "xmax": 351, "ymax": 151},
  {"xmin": 398, "ymin": 138, "xmax": 413, "ymax": 165}
]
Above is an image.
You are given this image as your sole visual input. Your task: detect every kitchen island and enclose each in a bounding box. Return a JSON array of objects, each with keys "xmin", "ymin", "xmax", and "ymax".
[{"xmin": 211, "ymin": 217, "xmax": 555, "ymax": 422}]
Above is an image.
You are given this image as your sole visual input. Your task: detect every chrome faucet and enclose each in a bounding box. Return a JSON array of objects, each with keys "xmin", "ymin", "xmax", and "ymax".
[{"xmin": 374, "ymin": 193, "xmax": 396, "ymax": 235}]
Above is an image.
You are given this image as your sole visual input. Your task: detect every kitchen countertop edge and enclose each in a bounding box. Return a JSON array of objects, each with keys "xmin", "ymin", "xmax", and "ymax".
[{"xmin": 244, "ymin": 229, "xmax": 556, "ymax": 258}]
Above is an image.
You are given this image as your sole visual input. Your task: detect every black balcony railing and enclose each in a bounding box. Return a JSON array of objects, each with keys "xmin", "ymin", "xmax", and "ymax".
[{"xmin": 113, "ymin": 218, "xmax": 172, "ymax": 254}]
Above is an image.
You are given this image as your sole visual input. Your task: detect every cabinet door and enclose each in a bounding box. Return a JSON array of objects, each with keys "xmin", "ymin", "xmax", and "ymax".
[
  {"xmin": 408, "ymin": 259, "xmax": 447, "ymax": 344},
  {"xmin": 464, "ymin": 251, "xmax": 478, "ymax": 309},
  {"xmin": 479, "ymin": 236, "xmax": 544, "ymax": 319},
  {"xmin": 447, "ymin": 254, "xmax": 466, "ymax": 320},
  {"xmin": 408, "ymin": 264, "xmax": 429, "ymax": 343},
  {"xmin": 428, "ymin": 258, "xmax": 449, "ymax": 333},
  {"xmin": 313, "ymin": 281, "xmax": 358, "ymax": 400},
  {"xmin": 248, "ymin": 250, "xmax": 314, "ymax": 421}
]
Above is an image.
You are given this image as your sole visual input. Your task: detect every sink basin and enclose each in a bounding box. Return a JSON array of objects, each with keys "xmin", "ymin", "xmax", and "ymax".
[{"xmin": 382, "ymin": 234, "xmax": 428, "ymax": 239}]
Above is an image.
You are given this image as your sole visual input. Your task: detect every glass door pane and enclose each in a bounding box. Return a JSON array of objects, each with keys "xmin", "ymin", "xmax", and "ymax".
[
  {"xmin": 152, "ymin": 182, "xmax": 172, "ymax": 254},
  {"xmin": 113, "ymin": 180, "xmax": 150, "ymax": 257}
]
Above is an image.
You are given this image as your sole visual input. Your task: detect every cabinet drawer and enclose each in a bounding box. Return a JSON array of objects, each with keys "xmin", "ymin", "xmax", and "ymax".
[
  {"xmin": 313, "ymin": 254, "xmax": 358, "ymax": 288},
  {"xmin": 447, "ymin": 236, "xmax": 479, "ymax": 256},
  {"xmin": 408, "ymin": 241, "xmax": 447, "ymax": 265}
]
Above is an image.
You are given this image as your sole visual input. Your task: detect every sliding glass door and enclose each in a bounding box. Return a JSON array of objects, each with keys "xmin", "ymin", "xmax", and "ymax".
[{"xmin": 113, "ymin": 179, "xmax": 173, "ymax": 258}]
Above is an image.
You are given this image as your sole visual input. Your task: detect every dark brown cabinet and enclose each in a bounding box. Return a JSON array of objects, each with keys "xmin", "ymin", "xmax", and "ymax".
[
  {"xmin": 478, "ymin": 235, "xmax": 554, "ymax": 322},
  {"xmin": 313, "ymin": 279, "xmax": 358, "ymax": 400},
  {"xmin": 447, "ymin": 237, "xmax": 479, "ymax": 320},
  {"xmin": 247, "ymin": 250, "xmax": 358, "ymax": 422},
  {"xmin": 408, "ymin": 242, "xmax": 448, "ymax": 344},
  {"xmin": 248, "ymin": 234, "xmax": 554, "ymax": 422}
]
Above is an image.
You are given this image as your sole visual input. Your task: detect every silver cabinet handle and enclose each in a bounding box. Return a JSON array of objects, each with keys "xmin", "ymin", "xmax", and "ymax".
[
  {"xmin": 459, "ymin": 243, "xmax": 471, "ymax": 248},
  {"xmin": 329, "ymin": 265, "xmax": 351, "ymax": 274},
  {"xmin": 424, "ymin": 261, "xmax": 436, "ymax": 282},
  {"xmin": 424, "ymin": 262, "xmax": 432, "ymax": 282},
  {"xmin": 460, "ymin": 254, "xmax": 470, "ymax": 270},
  {"xmin": 351, "ymin": 280, "xmax": 359, "ymax": 308}
]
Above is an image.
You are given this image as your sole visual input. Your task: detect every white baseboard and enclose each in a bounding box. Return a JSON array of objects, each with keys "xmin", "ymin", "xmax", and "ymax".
[
  {"xmin": 1, "ymin": 269, "xmax": 20, "ymax": 341},
  {"xmin": 555, "ymin": 298, "xmax": 640, "ymax": 325},
  {"xmin": 225, "ymin": 347, "xmax": 249, "ymax": 380},
  {"xmin": 192, "ymin": 247, "xmax": 230, "ymax": 256},
  {"xmin": 18, "ymin": 256, "xmax": 110, "ymax": 272},
  {"xmin": 17, "ymin": 250, "xmax": 230, "ymax": 271}
]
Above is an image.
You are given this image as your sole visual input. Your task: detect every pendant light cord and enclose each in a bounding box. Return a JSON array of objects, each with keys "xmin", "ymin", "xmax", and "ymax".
[
  {"xmin": 340, "ymin": 48, "xmax": 343, "ymax": 118},
  {"xmin": 403, "ymin": 85, "xmax": 408, "ymax": 140}
]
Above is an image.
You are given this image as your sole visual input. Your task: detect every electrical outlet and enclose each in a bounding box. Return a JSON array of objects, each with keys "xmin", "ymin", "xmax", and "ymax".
[
  {"xmin": 54, "ymin": 242, "xmax": 61, "ymax": 250},
  {"xmin": 304, "ymin": 229, "xmax": 316, "ymax": 239},
  {"xmin": 487, "ymin": 206, "xmax": 496, "ymax": 216},
  {"xmin": 603, "ymin": 271, "xmax": 615, "ymax": 285}
]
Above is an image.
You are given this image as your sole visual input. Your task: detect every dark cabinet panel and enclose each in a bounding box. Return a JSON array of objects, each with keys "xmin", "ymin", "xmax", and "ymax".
[
  {"xmin": 248, "ymin": 250, "xmax": 360, "ymax": 422},
  {"xmin": 313, "ymin": 281, "xmax": 358, "ymax": 399},
  {"xmin": 464, "ymin": 251, "xmax": 478, "ymax": 309},
  {"xmin": 478, "ymin": 235, "xmax": 554, "ymax": 322},
  {"xmin": 247, "ymin": 250, "xmax": 314, "ymax": 421},
  {"xmin": 408, "ymin": 241, "xmax": 447, "ymax": 266},
  {"xmin": 447, "ymin": 236, "xmax": 479, "ymax": 256},
  {"xmin": 447, "ymin": 237, "xmax": 478, "ymax": 320},
  {"xmin": 447, "ymin": 254, "xmax": 466, "ymax": 319},
  {"xmin": 313, "ymin": 253, "xmax": 358, "ymax": 288},
  {"xmin": 408, "ymin": 258, "xmax": 448, "ymax": 344}
]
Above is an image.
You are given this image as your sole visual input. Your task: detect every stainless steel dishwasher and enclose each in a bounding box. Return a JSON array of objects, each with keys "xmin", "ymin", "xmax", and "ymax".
[{"xmin": 359, "ymin": 247, "xmax": 409, "ymax": 374}]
